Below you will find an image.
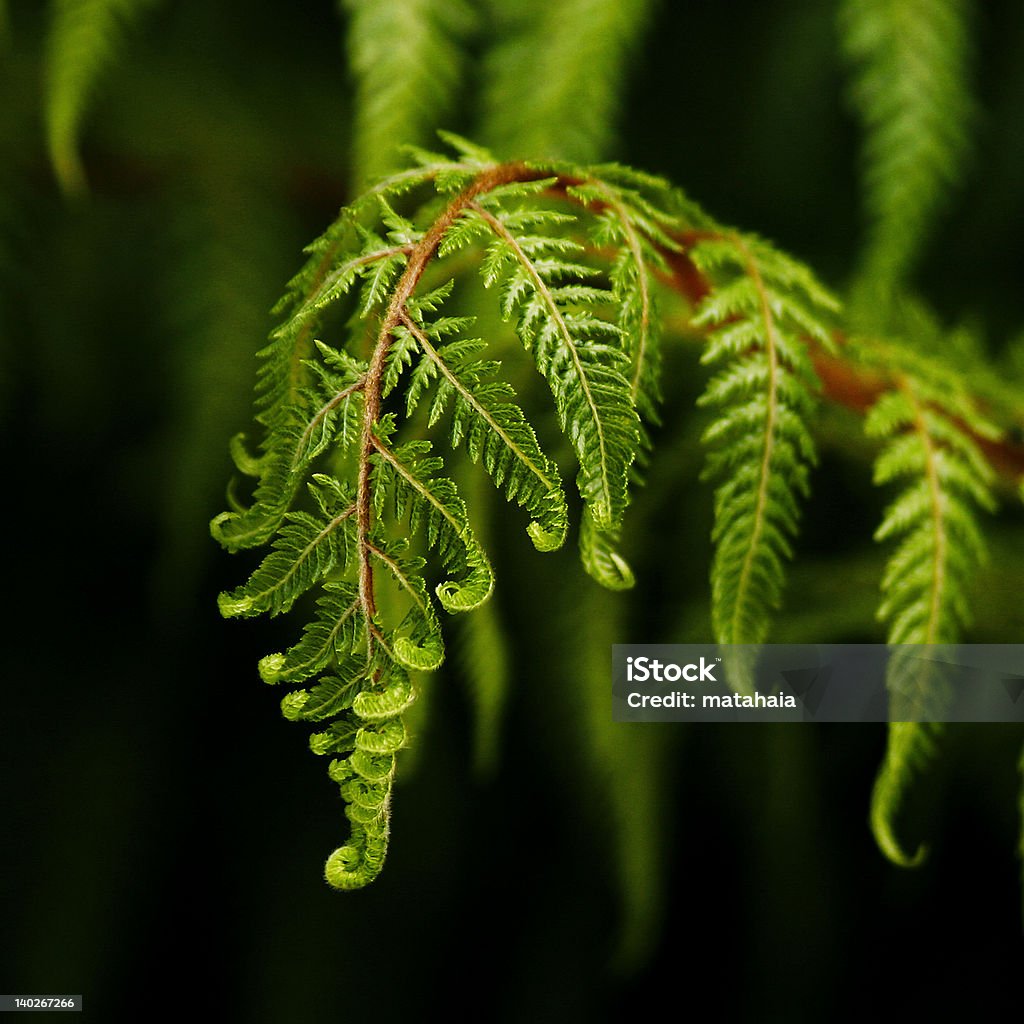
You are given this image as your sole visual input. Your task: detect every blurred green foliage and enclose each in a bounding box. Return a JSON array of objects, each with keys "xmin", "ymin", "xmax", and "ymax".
[{"xmin": 1, "ymin": 1, "xmax": 1022, "ymax": 1019}]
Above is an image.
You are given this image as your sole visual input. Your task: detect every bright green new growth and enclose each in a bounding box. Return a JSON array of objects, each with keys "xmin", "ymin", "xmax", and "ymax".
[{"xmin": 213, "ymin": 135, "xmax": 846, "ymax": 888}]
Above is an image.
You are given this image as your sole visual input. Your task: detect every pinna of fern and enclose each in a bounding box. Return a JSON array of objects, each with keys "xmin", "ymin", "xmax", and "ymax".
[
  {"xmin": 692, "ymin": 234, "xmax": 839, "ymax": 649},
  {"xmin": 848, "ymin": 306, "xmax": 1000, "ymax": 867}
]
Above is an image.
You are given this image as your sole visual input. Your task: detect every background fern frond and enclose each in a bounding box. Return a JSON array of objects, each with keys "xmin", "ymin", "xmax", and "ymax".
[
  {"xmin": 44, "ymin": 0, "xmax": 159, "ymax": 195},
  {"xmin": 559, "ymin": 575, "xmax": 672, "ymax": 972},
  {"xmin": 450, "ymin": 464, "xmax": 511, "ymax": 780},
  {"xmin": 152, "ymin": 169, "xmax": 297, "ymax": 607},
  {"xmin": 341, "ymin": 0, "xmax": 475, "ymax": 185},
  {"xmin": 839, "ymin": 0, "xmax": 975, "ymax": 286},
  {"xmin": 479, "ymin": 0, "xmax": 654, "ymax": 162}
]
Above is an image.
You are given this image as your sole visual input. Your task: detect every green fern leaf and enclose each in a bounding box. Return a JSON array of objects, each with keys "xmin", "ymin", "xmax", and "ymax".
[
  {"xmin": 579, "ymin": 511, "xmax": 634, "ymax": 591},
  {"xmin": 470, "ymin": 198, "xmax": 641, "ymax": 528},
  {"xmin": 694, "ymin": 233, "xmax": 839, "ymax": 647},
  {"xmin": 397, "ymin": 304, "xmax": 569, "ymax": 550},
  {"xmin": 859, "ymin": 307, "xmax": 997, "ymax": 866},
  {"xmin": 218, "ymin": 477, "xmax": 356, "ymax": 619},
  {"xmin": 372, "ymin": 432, "xmax": 493, "ymax": 613}
]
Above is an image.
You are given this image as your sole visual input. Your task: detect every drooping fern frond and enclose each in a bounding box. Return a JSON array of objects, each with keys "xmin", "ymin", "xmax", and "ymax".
[
  {"xmin": 395, "ymin": 284, "xmax": 569, "ymax": 552},
  {"xmin": 44, "ymin": 0, "xmax": 159, "ymax": 195},
  {"xmin": 560, "ymin": 574, "xmax": 672, "ymax": 973},
  {"xmin": 214, "ymin": 138, "xmax": 692, "ymax": 888},
  {"xmin": 479, "ymin": 0, "xmax": 654, "ymax": 162},
  {"xmin": 341, "ymin": 0, "xmax": 474, "ymax": 185},
  {"xmin": 839, "ymin": 0, "xmax": 975, "ymax": 285},
  {"xmin": 465, "ymin": 187, "xmax": 641, "ymax": 531},
  {"xmin": 151, "ymin": 167, "xmax": 294, "ymax": 611},
  {"xmin": 693, "ymin": 234, "xmax": 839, "ymax": 648},
  {"xmin": 565, "ymin": 165, "xmax": 688, "ymax": 581},
  {"xmin": 451, "ymin": 463, "xmax": 511, "ymax": 780},
  {"xmin": 857, "ymin": 308, "xmax": 998, "ymax": 865}
]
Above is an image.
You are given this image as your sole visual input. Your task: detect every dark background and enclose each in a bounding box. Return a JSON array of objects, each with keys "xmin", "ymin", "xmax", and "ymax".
[{"xmin": 1, "ymin": 1, "xmax": 1022, "ymax": 1020}]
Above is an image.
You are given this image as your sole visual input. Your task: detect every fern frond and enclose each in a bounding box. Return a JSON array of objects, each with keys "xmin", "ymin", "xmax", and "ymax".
[
  {"xmin": 479, "ymin": 0, "xmax": 654, "ymax": 162},
  {"xmin": 322, "ymin": 663, "xmax": 414, "ymax": 890},
  {"xmin": 469, "ymin": 196, "xmax": 641, "ymax": 529},
  {"xmin": 694, "ymin": 233, "xmax": 839, "ymax": 647},
  {"xmin": 341, "ymin": 0, "xmax": 474, "ymax": 184},
  {"xmin": 858, "ymin": 309, "xmax": 997, "ymax": 865},
  {"xmin": 839, "ymin": 0, "xmax": 974, "ymax": 284},
  {"xmin": 210, "ymin": 346, "xmax": 368, "ymax": 552},
  {"xmin": 569, "ymin": 170, "xmax": 685, "ymax": 435},
  {"xmin": 44, "ymin": 0, "xmax": 159, "ymax": 195},
  {"xmin": 559, "ymin": 576, "xmax": 671, "ymax": 971},
  {"xmin": 579, "ymin": 511, "xmax": 635, "ymax": 591},
  {"xmin": 210, "ymin": 203, "xmax": 420, "ymax": 554}
]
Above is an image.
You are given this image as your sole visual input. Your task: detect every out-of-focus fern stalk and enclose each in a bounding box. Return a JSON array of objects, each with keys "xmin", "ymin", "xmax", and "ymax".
[
  {"xmin": 561, "ymin": 575, "xmax": 671, "ymax": 973},
  {"xmin": 43, "ymin": 0, "xmax": 159, "ymax": 196},
  {"xmin": 480, "ymin": 0, "xmax": 654, "ymax": 162},
  {"xmin": 341, "ymin": 0, "xmax": 474, "ymax": 185},
  {"xmin": 839, "ymin": 0, "xmax": 975, "ymax": 288}
]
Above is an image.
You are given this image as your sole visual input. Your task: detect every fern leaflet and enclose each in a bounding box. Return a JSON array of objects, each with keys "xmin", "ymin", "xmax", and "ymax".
[
  {"xmin": 694, "ymin": 233, "xmax": 839, "ymax": 648},
  {"xmin": 858, "ymin": 310, "xmax": 997, "ymax": 865}
]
